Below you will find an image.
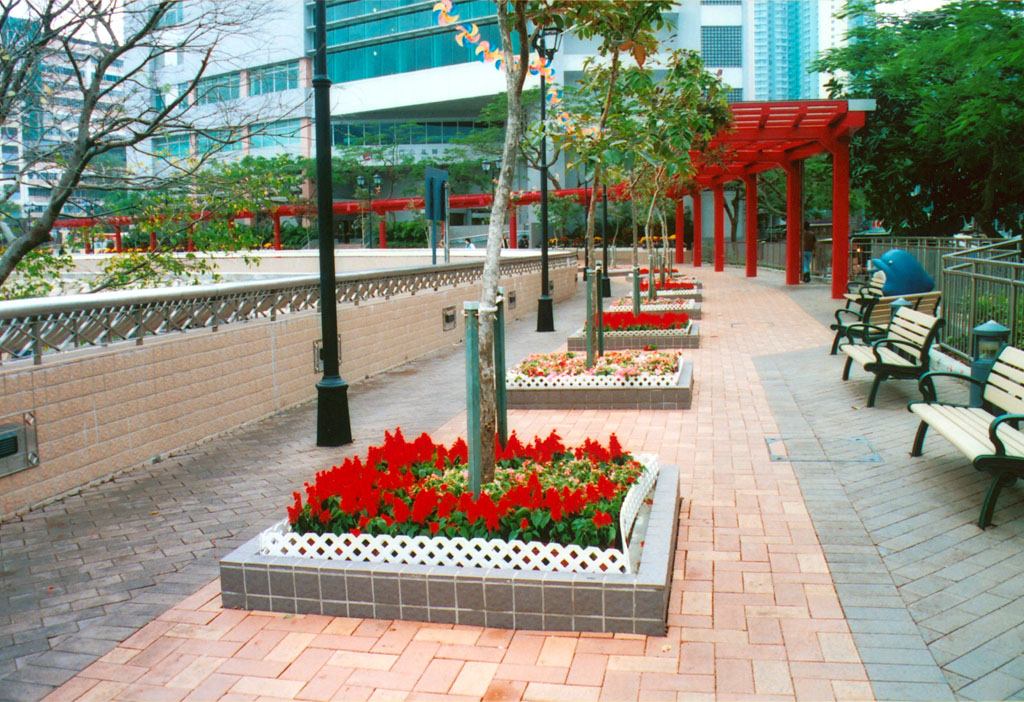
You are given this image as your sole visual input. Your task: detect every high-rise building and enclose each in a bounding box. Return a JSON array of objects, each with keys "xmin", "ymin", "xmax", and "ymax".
[
  {"xmin": 130, "ymin": 1, "xmax": 853, "ymax": 181},
  {"xmin": 0, "ymin": 17, "xmax": 128, "ymax": 219}
]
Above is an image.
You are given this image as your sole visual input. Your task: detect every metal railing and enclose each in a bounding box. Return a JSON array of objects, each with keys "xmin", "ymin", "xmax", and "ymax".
[
  {"xmin": 940, "ymin": 237, "xmax": 1024, "ymax": 360},
  {"xmin": 861, "ymin": 235, "xmax": 995, "ymax": 286},
  {"xmin": 0, "ymin": 253, "xmax": 576, "ymax": 364}
]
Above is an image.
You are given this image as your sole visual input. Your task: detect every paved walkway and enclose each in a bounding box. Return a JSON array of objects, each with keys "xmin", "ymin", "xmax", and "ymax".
[{"xmin": 2, "ymin": 265, "xmax": 1023, "ymax": 701}]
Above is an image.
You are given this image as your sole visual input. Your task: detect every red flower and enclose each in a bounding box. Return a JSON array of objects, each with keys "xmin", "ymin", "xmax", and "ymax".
[
  {"xmin": 411, "ymin": 488, "xmax": 439, "ymax": 524},
  {"xmin": 437, "ymin": 492, "xmax": 458, "ymax": 519},
  {"xmin": 392, "ymin": 499, "xmax": 410, "ymax": 524},
  {"xmin": 608, "ymin": 434, "xmax": 624, "ymax": 460},
  {"xmin": 544, "ymin": 488, "xmax": 564, "ymax": 522},
  {"xmin": 597, "ymin": 474, "xmax": 618, "ymax": 500},
  {"xmin": 520, "ymin": 517, "xmax": 529, "ymax": 530},
  {"xmin": 592, "ymin": 511, "xmax": 612, "ymax": 528},
  {"xmin": 429, "ymin": 521, "xmax": 441, "ymax": 534},
  {"xmin": 350, "ymin": 527, "xmax": 362, "ymax": 536},
  {"xmin": 318, "ymin": 509, "xmax": 332, "ymax": 525}
]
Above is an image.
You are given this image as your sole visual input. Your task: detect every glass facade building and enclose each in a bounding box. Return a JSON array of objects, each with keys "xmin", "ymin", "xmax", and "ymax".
[{"xmin": 317, "ymin": 0, "xmax": 503, "ymax": 83}]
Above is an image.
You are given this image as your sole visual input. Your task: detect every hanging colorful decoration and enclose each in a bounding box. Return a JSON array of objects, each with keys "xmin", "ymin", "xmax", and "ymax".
[{"xmin": 433, "ymin": 0, "xmax": 565, "ymax": 117}]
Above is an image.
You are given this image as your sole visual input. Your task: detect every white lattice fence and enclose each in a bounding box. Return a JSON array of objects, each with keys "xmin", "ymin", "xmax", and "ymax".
[
  {"xmin": 507, "ymin": 363, "xmax": 682, "ymax": 389},
  {"xmin": 260, "ymin": 454, "xmax": 660, "ymax": 574}
]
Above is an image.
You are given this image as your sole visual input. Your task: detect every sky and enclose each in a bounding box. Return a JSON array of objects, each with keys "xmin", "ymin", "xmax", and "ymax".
[{"xmin": 877, "ymin": 0, "xmax": 954, "ymax": 13}]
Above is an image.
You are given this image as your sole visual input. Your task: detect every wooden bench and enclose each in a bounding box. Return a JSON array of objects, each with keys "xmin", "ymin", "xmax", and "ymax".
[
  {"xmin": 829, "ymin": 290, "xmax": 942, "ymax": 355},
  {"xmin": 843, "ymin": 270, "xmax": 886, "ymax": 305},
  {"xmin": 909, "ymin": 345, "xmax": 1024, "ymax": 528},
  {"xmin": 839, "ymin": 307, "xmax": 945, "ymax": 407}
]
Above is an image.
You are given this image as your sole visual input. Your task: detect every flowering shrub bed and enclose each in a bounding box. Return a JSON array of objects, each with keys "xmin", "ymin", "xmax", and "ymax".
[
  {"xmin": 286, "ymin": 429, "xmax": 645, "ymax": 550},
  {"xmin": 637, "ymin": 267, "xmax": 679, "ymax": 274},
  {"xmin": 611, "ymin": 297, "xmax": 696, "ymax": 310},
  {"xmin": 639, "ymin": 280, "xmax": 696, "ymax": 291},
  {"xmin": 510, "ymin": 350, "xmax": 680, "ymax": 382},
  {"xmin": 593, "ymin": 310, "xmax": 691, "ymax": 331}
]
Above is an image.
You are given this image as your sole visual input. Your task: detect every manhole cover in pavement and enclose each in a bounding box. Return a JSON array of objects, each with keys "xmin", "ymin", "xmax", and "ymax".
[{"xmin": 765, "ymin": 436, "xmax": 881, "ymax": 463}]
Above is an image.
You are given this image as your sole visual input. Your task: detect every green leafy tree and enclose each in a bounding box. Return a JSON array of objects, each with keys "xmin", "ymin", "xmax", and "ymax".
[
  {"xmin": 813, "ymin": 0, "xmax": 1024, "ymax": 237},
  {"xmin": 0, "ymin": 0, "xmax": 290, "ymax": 288}
]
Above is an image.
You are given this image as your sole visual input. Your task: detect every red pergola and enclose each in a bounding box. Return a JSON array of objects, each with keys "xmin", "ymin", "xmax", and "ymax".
[
  {"xmin": 682, "ymin": 99, "xmax": 871, "ymax": 299},
  {"xmin": 55, "ymin": 100, "xmax": 870, "ymax": 299}
]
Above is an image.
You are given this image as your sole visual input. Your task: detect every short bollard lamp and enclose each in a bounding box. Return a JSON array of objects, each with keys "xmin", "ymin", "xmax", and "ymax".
[
  {"xmin": 971, "ymin": 320, "xmax": 1011, "ymax": 405},
  {"xmin": 889, "ymin": 297, "xmax": 912, "ymax": 320}
]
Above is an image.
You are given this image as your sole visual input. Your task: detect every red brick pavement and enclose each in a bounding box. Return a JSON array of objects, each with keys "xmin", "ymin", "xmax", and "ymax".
[{"xmin": 46, "ymin": 268, "xmax": 874, "ymax": 701}]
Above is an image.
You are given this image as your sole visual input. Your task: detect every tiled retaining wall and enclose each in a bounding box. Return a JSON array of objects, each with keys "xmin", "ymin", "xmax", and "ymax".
[
  {"xmin": 0, "ymin": 262, "xmax": 576, "ymax": 518},
  {"xmin": 507, "ymin": 361, "xmax": 693, "ymax": 410},
  {"xmin": 567, "ymin": 325, "xmax": 701, "ymax": 352},
  {"xmin": 219, "ymin": 463, "xmax": 679, "ymax": 634}
]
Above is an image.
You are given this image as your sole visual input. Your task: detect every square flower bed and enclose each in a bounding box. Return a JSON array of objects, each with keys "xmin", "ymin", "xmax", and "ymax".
[
  {"xmin": 506, "ymin": 350, "xmax": 693, "ymax": 409},
  {"xmin": 567, "ymin": 310, "xmax": 700, "ymax": 351},
  {"xmin": 220, "ymin": 430, "xmax": 680, "ymax": 633},
  {"xmin": 608, "ymin": 296, "xmax": 701, "ymax": 319}
]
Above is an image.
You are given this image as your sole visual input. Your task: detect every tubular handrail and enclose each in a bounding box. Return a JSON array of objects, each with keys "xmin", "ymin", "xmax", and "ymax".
[{"xmin": 0, "ymin": 252, "xmax": 576, "ymax": 363}]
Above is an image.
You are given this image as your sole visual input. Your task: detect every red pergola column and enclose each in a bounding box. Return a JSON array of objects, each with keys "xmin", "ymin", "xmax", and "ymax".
[
  {"xmin": 272, "ymin": 213, "xmax": 282, "ymax": 250},
  {"xmin": 743, "ymin": 173, "xmax": 758, "ymax": 278},
  {"xmin": 113, "ymin": 225, "xmax": 122, "ymax": 253},
  {"xmin": 674, "ymin": 199, "xmax": 685, "ymax": 264},
  {"xmin": 509, "ymin": 207, "xmax": 516, "ymax": 248},
  {"xmin": 510, "ymin": 207, "xmax": 517, "ymax": 247},
  {"xmin": 784, "ymin": 161, "xmax": 803, "ymax": 286},
  {"xmin": 83, "ymin": 232, "xmax": 92, "ymax": 254},
  {"xmin": 692, "ymin": 191, "xmax": 703, "ymax": 268},
  {"xmin": 149, "ymin": 230, "xmax": 157, "ymax": 251},
  {"xmin": 187, "ymin": 223, "xmax": 195, "ymax": 252},
  {"xmin": 830, "ymin": 143, "xmax": 850, "ymax": 299},
  {"xmin": 378, "ymin": 218, "xmax": 387, "ymax": 249},
  {"xmin": 713, "ymin": 183, "xmax": 725, "ymax": 272}
]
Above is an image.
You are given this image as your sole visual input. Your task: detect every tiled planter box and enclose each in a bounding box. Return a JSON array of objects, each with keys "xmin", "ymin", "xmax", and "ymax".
[
  {"xmin": 219, "ymin": 464, "xmax": 680, "ymax": 634},
  {"xmin": 507, "ymin": 361, "xmax": 693, "ymax": 410},
  {"xmin": 607, "ymin": 301, "xmax": 701, "ymax": 319},
  {"xmin": 567, "ymin": 324, "xmax": 701, "ymax": 351}
]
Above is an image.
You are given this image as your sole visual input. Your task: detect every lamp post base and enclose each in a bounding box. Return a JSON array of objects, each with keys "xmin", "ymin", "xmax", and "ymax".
[
  {"xmin": 316, "ymin": 377, "xmax": 352, "ymax": 446},
  {"xmin": 601, "ymin": 273, "xmax": 611, "ymax": 297},
  {"xmin": 536, "ymin": 295, "xmax": 555, "ymax": 332}
]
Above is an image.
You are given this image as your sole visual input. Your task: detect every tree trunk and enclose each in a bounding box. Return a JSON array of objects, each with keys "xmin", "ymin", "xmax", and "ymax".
[
  {"xmin": 645, "ymin": 195, "xmax": 658, "ymax": 301},
  {"xmin": 477, "ymin": 1, "xmax": 527, "ymax": 485},
  {"xmin": 631, "ymin": 187, "xmax": 640, "ymax": 314},
  {"xmin": 659, "ymin": 205, "xmax": 669, "ymax": 285}
]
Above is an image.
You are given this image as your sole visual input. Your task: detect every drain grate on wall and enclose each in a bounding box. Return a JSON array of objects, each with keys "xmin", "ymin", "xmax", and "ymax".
[{"xmin": 765, "ymin": 436, "xmax": 881, "ymax": 463}]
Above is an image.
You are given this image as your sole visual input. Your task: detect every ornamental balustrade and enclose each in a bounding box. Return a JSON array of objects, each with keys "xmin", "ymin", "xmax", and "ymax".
[{"xmin": 0, "ymin": 254, "xmax": 576, "ymax": 364}]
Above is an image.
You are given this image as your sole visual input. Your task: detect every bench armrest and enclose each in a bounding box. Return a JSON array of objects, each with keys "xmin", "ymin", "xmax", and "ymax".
[
  {"xmin": 843, "ymin": 322, "xmax": 888, "ymax": 345},
  {"xmin": 871, "ymin": 337, "xmax": 924, "ymax": 364},
  {"xmin": 917, "ymin": 370, "xmax": 984, "ymax": 404},
  {"xmin": 834, "ymin": 307, "xmax": 866, "ymax": 325},
  {"xmin": 989, "ymin": 414, "xmax": 1024, "ymax": 456}
]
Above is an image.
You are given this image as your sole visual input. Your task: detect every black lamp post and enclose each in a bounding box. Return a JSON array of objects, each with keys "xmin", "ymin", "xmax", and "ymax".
[
  {"xmin": 313, "ymin": 0, "xmax": 351, "ymax": 446},
  {"xmin": 357, "ymin": 172, "xmax": 381, "ymax": 248},
  {"xmin": 533, "ymin": 26, "xmax": 562, "ymax": 333},
  {"xmin": 602, "ymin": 184, "xmax": 611, "ymax": 297},
  {"xmin": 482, "ymin": 158, "xmax": 501, "ymax": 198}
]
